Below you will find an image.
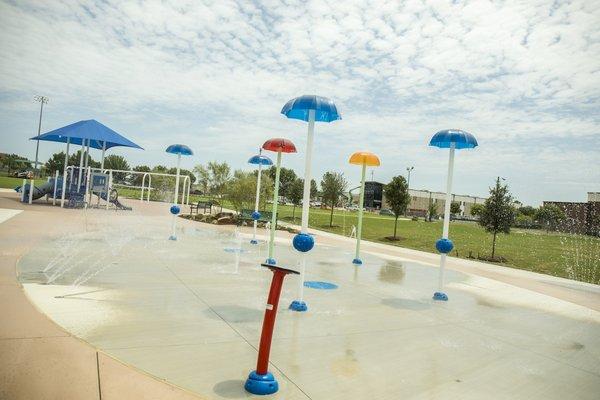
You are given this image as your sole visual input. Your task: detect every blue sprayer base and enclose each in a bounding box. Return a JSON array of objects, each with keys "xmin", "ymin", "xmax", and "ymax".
[
  {"xmin": 289, "ymin": 300, "xmax": 307, "ymax": 312},
  {"xmin": 433, "ymin": 292, "xmax": 448, "ymax": 301},
  {"xmin": 244, "ymin": 371, "xmax": 278, "ymax": 395},
  {"xmin": 352, "ymin": 258, "xmax": 363, "ymax": 265},
  {"xmin": 265, "ymin": 258, "xmax": 276, "ymax": 265},
  {"xmin": 168, "ymin": 235, "xmax": 177, "ymax": 241},
  {"xmin": 250, "ymin": 239, "xmax": 258, "ymax": 245}
]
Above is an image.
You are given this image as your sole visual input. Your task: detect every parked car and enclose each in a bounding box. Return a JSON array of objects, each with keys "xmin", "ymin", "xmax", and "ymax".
[
  {"xmin": 13, "ymin": 170, "xmax": 33, "ymax": 179},
  {"xmin": 379, "ymin": 208, "xmax": 394, "ymax": 216}
]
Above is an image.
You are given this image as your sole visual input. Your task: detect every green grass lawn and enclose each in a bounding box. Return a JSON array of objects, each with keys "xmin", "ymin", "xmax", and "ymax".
[
  {"xmin": 0, "ymin": 176, "xmax": 46, "ymax": 189},
  {"xmin": 2, "ymin": 175, "xmax": 596, "ymax": 285}
]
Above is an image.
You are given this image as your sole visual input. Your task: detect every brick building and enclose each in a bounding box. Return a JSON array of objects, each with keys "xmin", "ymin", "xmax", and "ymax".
[{"xmin": 544, "ymin": 192, "xmax": 600, "ymax": 236}]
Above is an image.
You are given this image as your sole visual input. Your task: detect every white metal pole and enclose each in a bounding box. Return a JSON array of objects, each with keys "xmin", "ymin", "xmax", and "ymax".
[
  {"xmin": 354, "ymin": 162, "xmax": 367, "ymax": 262},
  {"xmin": 21, "ymin": 179, "xmax": 26, "ymax": 202},
  {"xmin": 181, "ymin": 176, "xmax": 188, "ymax": 204},
  {"xmin": 140, "ymin": 173, "xmax": 147, "ymax": 201},
  {"xmin": 84, "ymin": 140, "xmax": 90, "ymax": 169},
  {"xmin": 100, "ymin": 141, "xmax": 106, "ymax": 170},
  {"xmin": 147, "ymin": 175, "xmax": 152, "ymax": 202},
  {"xmin": 186, "ymin": 176, "xmax": 191, "ymax": 205},
  {"xmin": 77, "ymin": 140, "xmax": 84, "ymax": 190},
  {"xmin": 28, "ymin": 178, "xmax": 34, "ymax": 204},
  {"xmin": 170, "ymin": 154, "xmax": 182, "ymax": 240},
  {"xmin": 267, "ymin": 151, "xmax": 282, "ymax": 262},
  {"xmin": 297, "ymin": 109, "xmax": 315, "ymax": 302},
  {"xmin": 85, "ymin": 166, "xmax": 91, "ymax": 208},
  {"xmin": 252, "ymin": 161, "xmax": 263, "ymax": 243},
  {"xmin": 61, "ymin": 144, "xmax": 70, "ymax": 208},
  {"xmin": 52, "ymin": 170, "xmax": 59, "ymax": 205},
  {"xmin": 438, "ymin": 143, "xmax": 456, "ymax": 291}
]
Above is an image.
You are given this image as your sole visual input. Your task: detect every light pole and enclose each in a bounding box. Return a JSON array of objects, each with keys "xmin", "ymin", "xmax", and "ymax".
[
  {"xmin": 406, "ymin": 166, "xmax": 414, "ymax": 216},
  {"xmin": 33, "ymin": 95, "xmax": 49, "ymax": 177}
]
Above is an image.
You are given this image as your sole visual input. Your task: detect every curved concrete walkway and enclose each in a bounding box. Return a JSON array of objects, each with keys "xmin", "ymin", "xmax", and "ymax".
[{"xmin": 0, "ymin": 193, "xmax": 203, "ymax": 400}]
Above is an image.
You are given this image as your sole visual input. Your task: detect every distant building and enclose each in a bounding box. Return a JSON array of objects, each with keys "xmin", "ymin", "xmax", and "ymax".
[
  {"xmin": 354, "ymin": 181, "xmax": 485, "ymax": 218},
  {"xmin": 544, "ymin": 192, "xmax": 600, "ymax": 236}
]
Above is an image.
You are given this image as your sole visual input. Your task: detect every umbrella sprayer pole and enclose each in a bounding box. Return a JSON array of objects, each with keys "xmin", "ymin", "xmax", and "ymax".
[
  {"xmin": 266, "ymin": 151, "xmax": 282, "ymax": 264},
  {"xmin": 251, "ymin": 161, "xmax": 263, "ymax": 244},
  {"xmin": 245, "ymin": 264, "xmax": 298, "ymax": 395},
  {"xmin": 353, "ymin": 162, "xmax": 367, "ymax": 264},
  {"xmin": 290, "ymin": 109, "xmax": 315, "ymax": 312},
  {"xmin": 433, "ymin": 142, "xmax": 456, "ymax": 301},
  {"xmin": 169, "ymin": 154, "xmax": 182, "ymax": 241}
]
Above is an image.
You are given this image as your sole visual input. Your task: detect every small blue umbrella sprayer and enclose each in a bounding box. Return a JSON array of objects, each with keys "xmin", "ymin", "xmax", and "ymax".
[
  {"xmin": 281, "ymin": 95, "xmax": 341, "ymax": 312},
  {"xmin": 166, "ymin": 144, "xmax": 193, "ymax": 241},
  {"xmin": 248, "ymin": 151, "xmax": 273, "ymax": 244},
  {"xmin": 429, "ymin": 130, "xmax": 478, "ymax": 301}
]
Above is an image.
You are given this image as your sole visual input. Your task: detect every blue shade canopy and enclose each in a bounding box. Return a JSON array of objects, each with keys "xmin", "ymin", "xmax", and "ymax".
[
  {"xmin": 30, "ymin": 119, "xmax": 143, "ymax": 150},
  {"xmin": 166, "ymin": 144, "xmax": 193, "ymax": 156},
  {"xmin": 248, "ymin": 154, "xmax": 273, "ymax": 166},
  {"xmin": 429, "ymin": 129, "xmax": 478, "ymax": 149},
  {"xmin": 281, "ymin": 95, "xmax": 341, "ymax": 123}
]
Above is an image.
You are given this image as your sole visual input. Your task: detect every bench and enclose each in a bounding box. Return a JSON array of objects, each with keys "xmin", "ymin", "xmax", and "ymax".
[
  {"xmin": 240, "ymin": 209, "xmax": 274, "ymax": 222},
  {"xmin": 190, "ymin": 201, "xmax": 213, "ymax": 215}
]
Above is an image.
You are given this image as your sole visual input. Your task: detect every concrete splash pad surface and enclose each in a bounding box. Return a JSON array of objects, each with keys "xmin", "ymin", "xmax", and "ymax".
[{"xmin": 16, "ymin": 209, "xmax": 600, "ymax": 399}]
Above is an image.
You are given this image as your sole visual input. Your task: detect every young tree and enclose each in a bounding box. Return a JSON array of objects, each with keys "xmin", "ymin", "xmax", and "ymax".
[
  {"xmin": 535, "ymin": 204, "xmax": 566, "ymax": 232},
  {"xmin": 207, "ymin": 161, "xmax": 231, "ymax": 208},
  {"xmin": 310, "ymin": 179, "xmax": 319, "ymax": 200},
  {"xmin": 470, "ymin": 203, "xmax": 485, "ymax": 217},
  {"xmin": 193, "ymin": 164, "xmax": 211, "ymax": 195},
  {"xmin": 267, "ymin": 166, "xmax": 297, "ymax": 199},
  {"xmin": 479, "ymin": 177, "xmax": 515, "ymax": 259},
  {"xmin": 320, "ymin": 171, "xmax": 348, "ymax": 227},
  {"xmin": 132, "ymin": 165, "xmax": 151, "ymax": 186},
  {"xmin": 450, "ymin": 201, "xmax": 462, "ymax": 216},
  {"xmin": 288, "ymin": 178, "xmax": 304, "ymax": 221},
  {"xmin": 103, "ymin": 154, "xmax": 130, "ymax": 183},
  {"xmin": 225, "ymin": 170, "xmax": 256, "ymax": 212},
  {"xmin": 45, "ymin": 151, "xmax": 66, "ymax": 174},
  {"xmin": 383, "ymin": 176, "xmax": 411, "ymax": 239},
  {"xmin": 427, "ymin": 199, "xmax": 438, "ymax": 222}
]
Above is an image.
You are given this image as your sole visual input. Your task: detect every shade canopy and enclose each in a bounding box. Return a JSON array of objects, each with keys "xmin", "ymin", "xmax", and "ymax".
[
  {"xmin": 281, "ymin": 95, "xmax": 341, "ymax": 123},
  {"xmin": 429, "ymin": 129, "xmax": 478, "ymax": 149},
  {"xmin": 166, "ymin": 144, "xmax": 193, "ymax": 156},
  {"xmin": 31, "ymin": 119, "xmax": 143, "ymax": 150},
  {"xmin": 248, "ymin": 154, "xmax": 274, "ymax": 166},
  {"xmin": 262, "ymin": 138, "xmax": 297, "ymax": 153},
  {"xmin": 349, "ymin": 151, "xmax": 381, "ymax": 167}
]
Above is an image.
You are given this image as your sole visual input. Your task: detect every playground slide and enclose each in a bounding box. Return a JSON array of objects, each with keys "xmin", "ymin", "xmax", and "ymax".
[
  {"xmin": 93, "ymin": 189, "xmax": 132, "ymax": 211},
  {"xmin": 15, "ymin": 181, "xmax": 55, "ymax": 202}
]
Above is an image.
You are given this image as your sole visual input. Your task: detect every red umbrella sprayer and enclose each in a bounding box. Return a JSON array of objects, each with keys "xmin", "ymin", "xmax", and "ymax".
[
  {"xmin": 262, "ymin": 138, "xmax": 297, "ymax": 265},
  {"xmin": 281, "ymin": 95, "xmax": 341, "ymax": 312}
]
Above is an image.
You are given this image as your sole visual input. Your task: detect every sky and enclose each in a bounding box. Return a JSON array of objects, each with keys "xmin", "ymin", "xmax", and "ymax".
[{"xmin": 0, "ymin": 0, "xmax": 598, "ymax": 206}]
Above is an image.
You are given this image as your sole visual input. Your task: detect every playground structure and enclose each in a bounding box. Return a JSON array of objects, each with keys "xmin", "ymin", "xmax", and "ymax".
[{"xmin": 16, "ymin": 166, "xmax": 192, "ymax": 211}]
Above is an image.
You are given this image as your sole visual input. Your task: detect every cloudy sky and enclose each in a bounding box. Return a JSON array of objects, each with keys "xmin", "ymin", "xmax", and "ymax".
[{"xmin": 1, "ymin": 0, "xmax": 598, "ymax": 205}]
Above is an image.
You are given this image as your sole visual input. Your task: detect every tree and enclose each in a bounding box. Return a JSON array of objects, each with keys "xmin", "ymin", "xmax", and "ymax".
[
  {"xmin": 68, "ymin": 150, "xmax": 100, "ymax": 168},
  {"xmin": 320, "ymin": 171, "xmax": 348, "ymax": 227},
  {"xmin": 0, "ymin": 153, "xmax": 31, "ymax": 173},
  {"xmin": 518, "ymin": 205, "xmax": 536, "ymax": 217},
  {"xmin": 103, "ymin": 155, "xmax": 130, "ymax": 183},
  {"xmin": 479, "ymin": 177, "xmax": 515, "ymax": 259},
  {"xmin": 45, "ymin": 152, "xmax": 66, "ymax": 174},
  {"xmin": 450, "ymin": 201, "xmax": 462, "ymax": 216},
  {"xmin": 288, "ymin": 178, "xmax": 304, "ymax": 221},
  {"xmin": 535, "ymin": 204, "xmax": 566, "ymax": 232},
  {"xmin": 470, "ymin": 203, "xmax": 485, "ymax": 217},
  {"xmin": 193, "ymin": 164, "xmax": 211, "ymax": 195},
  {"xmin": 132, "ymin": 165, "xmax": 151, "ymax": 186},
  {"xmin": 310, "ymin": 179, "xmax": 319, "ymax": 200},
  {"xmin": 427, "ymin": 199, "xmax": 438, "ymax": 222},
  {"xmin": 208, "ymin": 161, "xmax": 231, "ymax": 210},
  {"xmin": 268, "ymin": 166, "xmax": 296, "ymax": 199},
  {"xmin": 383, "ymin": 176, "xmax": 411, "ymax": 239},
  {"xmin": 225, "ymin": 170, "xmax": 256, "ymax": 212}
]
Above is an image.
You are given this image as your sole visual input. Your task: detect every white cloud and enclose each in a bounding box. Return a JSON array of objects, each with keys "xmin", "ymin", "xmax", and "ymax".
[{"xmin": 0, "ymin": 0, "xmax": 598, "ymax": 205}]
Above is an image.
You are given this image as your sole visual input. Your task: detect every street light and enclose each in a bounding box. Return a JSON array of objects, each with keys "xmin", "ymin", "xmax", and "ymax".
[
  {"xmin": 33, "ymin": 95, "xmax": 49, "ymax": 177},
  {"xmin": 406, "ymin": 166, "xmax": 414, "ymax": 216}
]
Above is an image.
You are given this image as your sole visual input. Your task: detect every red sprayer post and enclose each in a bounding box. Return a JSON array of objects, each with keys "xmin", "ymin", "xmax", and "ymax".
[{"xmin": 245, "ymin": 263, "xmax": 299, "ymax": 395}]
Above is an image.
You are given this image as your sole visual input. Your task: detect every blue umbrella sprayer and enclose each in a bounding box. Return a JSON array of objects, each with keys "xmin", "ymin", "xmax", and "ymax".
[
  {"xmin": 166, "ymin": 144, "xmax": 193, "ymax": 241},
  {"xmin": 429, "ymin": 129, "xmax": 478, "ymax": 301},
  {"xmin": 281, "ymin": 95, "xmax": 341, "ymax": 312},
  {"xmin": 248, "ymin": 151, "xmax": 273, "ymax": 244}
]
